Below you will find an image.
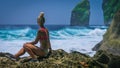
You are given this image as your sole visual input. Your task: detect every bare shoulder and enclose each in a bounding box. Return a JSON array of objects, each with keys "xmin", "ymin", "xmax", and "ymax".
[{"xmin": 46, "ymin": 28, "xmax": 49, "ymax": 33}]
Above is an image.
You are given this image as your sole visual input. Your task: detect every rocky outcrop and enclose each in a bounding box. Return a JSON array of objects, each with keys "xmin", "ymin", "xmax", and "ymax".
[
  {"xmin": 102, "ymin": 0, "xmax": 120, "ymax": 25},
  {"xmin": 93, "ymin": 10, "xmax": 120, "ymax": 68},
  {"xmin": 0, "ymin": 49, "xmax": 110, "ymax": 68},
  {"xmin": 70, "ymin": 0, "xmax": 90, "ymax": 26},
  {"xmin": 94, "ymin": 10, "xmax": 120, "ymax": 56},
  {"xmin": 0, "ymin": 49, "xmax": 90, "ymax": 68}
]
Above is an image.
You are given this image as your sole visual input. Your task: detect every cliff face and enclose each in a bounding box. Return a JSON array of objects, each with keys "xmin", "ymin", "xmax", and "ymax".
[
  {"xmin": 95, "ymin": 10, "xmax": 120, "ymax": 56},
  {"xmin": 70, "ymin": 0, "xmax": 90, "ymax": 26},
  {"xmin": 102, "ymin": 0, "xmax": 120, "ymax": 25},
  {"xmin": 93, "ymin": 10, "xmax": 120, "ymax": 68}
]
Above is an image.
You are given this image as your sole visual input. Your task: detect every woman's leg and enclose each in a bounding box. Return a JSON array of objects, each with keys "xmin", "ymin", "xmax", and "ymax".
[
  {"xmin": 23, "ymin": 43, "xmax": 36, "ymax": 59},
  {"xmin": 14, "ymin": 46, "xmax": 26, "ymax": 59},
  {"xmin": 14, "ymin": 43, "xmax": 36, "ymax": 59},
  {"xmin": 23, "ymin": 43, "xmax": 45, "ymax": 59},
  {"xmin": 14, "ymin": 48, "xmax": 25, "ymax": 58}
]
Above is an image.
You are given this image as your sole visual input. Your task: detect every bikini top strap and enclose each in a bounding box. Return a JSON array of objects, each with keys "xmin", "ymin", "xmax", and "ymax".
[{"xmin": 40, "ymin": 28, "xmax": 49, "ymax": 39}]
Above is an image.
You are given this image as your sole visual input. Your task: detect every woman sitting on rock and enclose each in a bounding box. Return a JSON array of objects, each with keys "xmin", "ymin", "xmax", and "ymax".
[{"xmin": 9, "ymin": 12, "xmax": 52, "ymax": 61}]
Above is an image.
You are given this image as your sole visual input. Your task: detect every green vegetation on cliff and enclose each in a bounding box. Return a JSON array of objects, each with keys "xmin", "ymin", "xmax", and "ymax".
[
  {"xmin": 103, "ymin": 10, "xmax": 120, "ymax": 54},
  {"xmin": 92, "ymin": 10, "xmax": 120, "ymax": 68},
  {"xmin": 73, "ymin": 0, "xmax": 89, "ymax": 12},
  {"xmin": 103, "ymin": 0, "xmax": 120, "ymax": 25},
  {"xmin": 71, "ymin": 0, "xmax": 90, "ymax": 26}
]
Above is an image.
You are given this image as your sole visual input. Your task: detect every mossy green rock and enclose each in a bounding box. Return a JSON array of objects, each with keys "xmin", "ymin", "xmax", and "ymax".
[
  {"xmin": 99, "ymin": 10, "xmax": 120, "ymax": 56},
  {"xmin": 102, "ymin": 0, "xmax": 120, "ymax": 25},
  {"xmin": 70, "ymin": 0, "xmax": 90, "ymax": 26},
  {"xmin": 0, "ymin": 49, "xmax": 109, "ymax": 68},
  {"xmin": 93, "ymin": 10, "xmax": 120, "ymax": 68}
]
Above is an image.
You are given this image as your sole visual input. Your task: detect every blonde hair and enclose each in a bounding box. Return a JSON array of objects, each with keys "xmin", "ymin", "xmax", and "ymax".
[
  {"xmin": 38, "ymin": 12, "xmax": 44, "ymax": 18},
  {"xmin": 40, "ymin": 12, "xmax": 44, "ymax": 15},
  {"xmin": 37, "ymin": 12, "xmax": 45, "ymax": 24}
]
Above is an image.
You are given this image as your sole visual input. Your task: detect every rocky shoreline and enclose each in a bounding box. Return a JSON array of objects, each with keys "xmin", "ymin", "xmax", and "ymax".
[
  {"xmin": 0, "ymin": 49, "xmax": 113, "ymax": 68},
  {"xmin": 0, "ymin": 49, "xmax": 90, "ymax": 68}
]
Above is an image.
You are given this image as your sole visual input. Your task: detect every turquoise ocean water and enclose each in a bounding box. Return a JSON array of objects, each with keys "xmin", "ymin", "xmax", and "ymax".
[{"xmin": 0, "ymin": 25, "xmax": 107, "ymax": 57}]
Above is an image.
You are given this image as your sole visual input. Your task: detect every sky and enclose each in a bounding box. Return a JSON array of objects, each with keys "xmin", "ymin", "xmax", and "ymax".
[
  {"xmin": 0, "ymin": 0, "xmax": 81, "ymax": 25},
  {"xmin": 89, "ymin": 0, "xmax": 104, "ymax": 25}
]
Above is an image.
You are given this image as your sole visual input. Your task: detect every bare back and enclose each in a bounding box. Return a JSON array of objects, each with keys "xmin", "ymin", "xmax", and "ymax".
[{"xmin": 38, "ymin": 28, "xmax": 50, "ymax": 49}]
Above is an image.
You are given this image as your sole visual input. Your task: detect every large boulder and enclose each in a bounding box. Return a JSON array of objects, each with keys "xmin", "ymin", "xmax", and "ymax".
[
  {"xmin": 93, "ymin": 10, "xmax": 120, "ymax": 68},
  {"xmin": 95, "ymin": 10, "xmax": 120, "ymax": 56}
]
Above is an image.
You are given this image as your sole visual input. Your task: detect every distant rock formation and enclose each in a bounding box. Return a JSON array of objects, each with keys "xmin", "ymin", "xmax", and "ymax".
[
  {"xmin": 71, "ymin": 0, "xmax": 120, "ymax": 26},
  {"xmin": 102, "ymin": 0, "xmax": 120, "ymax": 25},
  {"xmin": 70, "ymin": 0, "xmax": 90, "ymax": 26}
]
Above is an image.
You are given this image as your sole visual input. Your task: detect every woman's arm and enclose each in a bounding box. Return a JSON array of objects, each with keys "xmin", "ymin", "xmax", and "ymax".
[
  {"xmin": 46, "ymin": 29, "xmax": 52, "ymax": 50},
  {"xmin": 27, "ymin": 30, "xmax": 40, "ymax": 45}
]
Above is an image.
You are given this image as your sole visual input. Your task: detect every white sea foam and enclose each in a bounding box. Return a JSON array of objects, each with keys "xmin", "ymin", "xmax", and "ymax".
[
  {"xmin": 0, "ymin": 26, "xmax": 107, "ymax": 57},
  {"xmin": 88, "ymin": 28, "xmax": 106, "ymax": 36}
]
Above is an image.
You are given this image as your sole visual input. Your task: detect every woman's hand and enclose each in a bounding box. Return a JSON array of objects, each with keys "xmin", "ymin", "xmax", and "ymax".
[{"xmin": 49, "ymin": 48, "xmax": 52, "ymax": 54}]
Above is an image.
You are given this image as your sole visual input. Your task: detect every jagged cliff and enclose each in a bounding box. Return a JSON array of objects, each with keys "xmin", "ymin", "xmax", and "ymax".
[
  {"xmin": 93, "ymin": 10, "xmax": 120, "ymax": 68},
  {"xmin": 70, "ymin": 0, "xmax": 90, "ymax": 26},
  {"xmin": 102, "ymin": 0, "xmax": 120, "ymax": 25},
  {"xmin": 93, "ymin": 10, "xmax": 120, "ymax": 56}
]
